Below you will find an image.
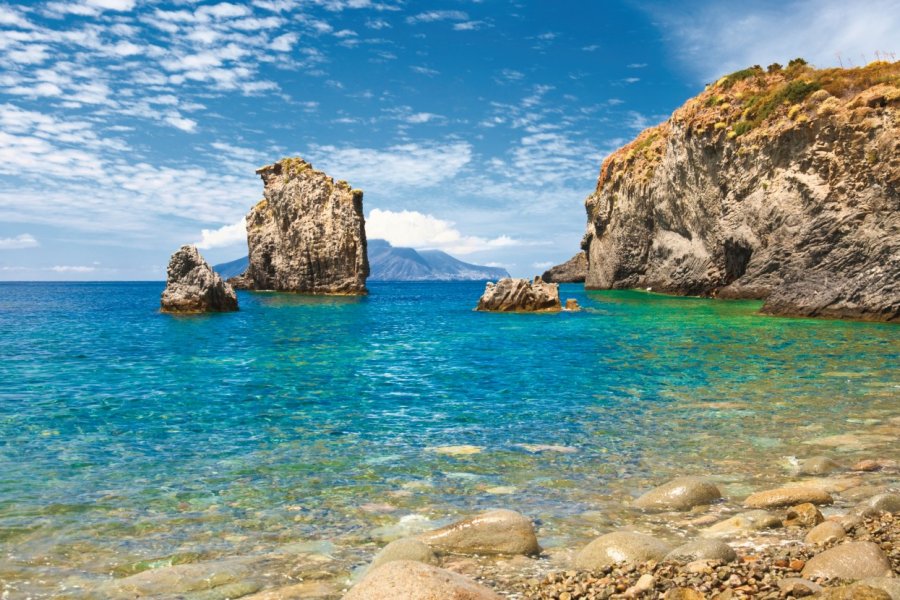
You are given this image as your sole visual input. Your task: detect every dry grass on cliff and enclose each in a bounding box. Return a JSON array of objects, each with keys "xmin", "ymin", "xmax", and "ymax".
[{"xmin": 595, "ymin": 59, "xmax": 900, "ymax": 192}]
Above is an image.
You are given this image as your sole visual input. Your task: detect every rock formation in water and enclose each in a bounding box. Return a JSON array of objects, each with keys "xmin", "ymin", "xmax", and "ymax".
[
  {"xmin": 581, "ymin": 60, "xmax": 900, "ymax": 321},
  {"xmin": 476, "ymin": 277, "xmax": 561, "ymax": 312},
  {"xmin": 160, "ymin": 245, "xmax": 238, "ymax": 313},
  {"xmin": 542, "ymin": 251, "xmax": 587, "ymax": 283},
  {"xmin": 233, "ymin": 157, "xmax": 368, "ymax": 294}
]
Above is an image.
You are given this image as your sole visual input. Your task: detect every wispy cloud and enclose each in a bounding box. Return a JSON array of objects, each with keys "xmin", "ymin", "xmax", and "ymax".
[
  {"xmin": 648, "ymin": 0, "xmax": 900, "ymax": 81},
  {"xmin": 0, "ymin": 233, "xmax": 39, "ymax": 249},
  {"xmin": 406, "ymin": 10, "xmax": 467, "ymax": 25},
  {"xmin": 366, "ymin": 209, "xmax": 517, "ymax": 255}
]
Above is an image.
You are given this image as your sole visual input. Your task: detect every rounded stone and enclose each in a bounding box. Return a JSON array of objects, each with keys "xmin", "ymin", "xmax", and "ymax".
[
  {"xmin": 804, "ymin": 520, "xmax": 846, "ymax": 545},
  {"xmin": 801, "ymin": 542, "xmax": 893, "ymax": 580},
  {"xmin": 343, "ymin": 560, "xmax": 502, "ymax": 600},
  {"xmin": 574, "ymin": 531, "xmax": 672, "ymax": 570},
  {"xmin": 368, "ymin": 538, "xmax": 439, "ymax": 572},
  {"xmin": 854, "ymin": 493, "xmax": 900, "ymax": 516},
  {"xmin": 784, "ymin": 503, "xmax": 825, "ymax": 528},
  {"xmin": 777, "ymin": 578, "xmax": 823, "ymax": 596},
  {"xmin": 417, "ymin": 509, "xmax": 540, "ymax": 556},
  {"xmin": 813, "ymin": 585, "xmax": 892, "ymax": 600},
  {"xmin": 859, "ymin": 578, "xmax": 900, "ymax": 600},
  {"xmin": 743, "ymin": 486, "xmax": 833, "ymax": 509},
  {"xmin": 700, "ymin": 510, "xmax": 783, "ymax": 538},
  {"xmin": 665, "ymin": 539, "xmax": 737, "ymax": 564},
  {"xmin": 633, "ymin": 476, "xmax": 723, "ymax": 512},
  {"xmin": 798, "ymin": 456, "xmax": 842, "ymax": 476}
]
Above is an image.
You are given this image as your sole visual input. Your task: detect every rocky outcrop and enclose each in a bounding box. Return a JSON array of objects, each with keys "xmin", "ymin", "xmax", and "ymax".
[
  {"xmin": 541, "ymin": 251, "xmax": 587, "ymax": 283},
  {"xmin": 581, "ymin": 61, "xmax": 900, "ymax": 321},
  {"xmin": 476, "ymin": 277, "xmax": 561, "ymax": 312},
  {"xmin": 236, "ymin": 157, "xmax": 368, "ymax": 294},
  {"xmin": 160, "ymin": 245, "xmax": 238, "ymax": 313}
]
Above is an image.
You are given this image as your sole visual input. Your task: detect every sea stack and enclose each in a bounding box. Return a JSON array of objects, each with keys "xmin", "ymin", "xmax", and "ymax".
[
  {"xmin": 476, "ymin": 277, "xmax": 562, "ymax": 312},
  {"xmin": 580, "ymin": 60, "xmax": 900, "ymax": 321},
  {"xmin": 233, "ymin": 157, "xmax": 368, "ymax": 294},
  {"xmin": 542, "ymin": 251, "xmax": 587, "ymax": 283},
  {"xmin": 160, "ymin": 245, "xmax": 238, "ymax": 313}
]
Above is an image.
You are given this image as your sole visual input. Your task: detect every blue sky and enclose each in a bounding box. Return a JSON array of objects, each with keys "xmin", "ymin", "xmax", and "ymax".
[{"xmin": 0, "ymin": 0, "xmax": 897, "ymax": 280}]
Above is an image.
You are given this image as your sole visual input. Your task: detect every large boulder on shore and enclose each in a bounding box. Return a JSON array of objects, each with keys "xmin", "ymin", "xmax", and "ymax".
[
  {"xmin": 343, "ymin": 560, "xmax": 502, "ymax": 600},
  {"xmin": 236, "ymin": 157, "xmax": 368, "ymax": 294},
  {"xmin": 417, "ymin": 509, "xmax": 540, "ymax": 556},
  {"xmin": 665, "ymin": 539, "xmax": 737, "ymax": 564},
  {"xmin": 541, "ymin": 251, "xmax": 587, "ymax": 283},
  {"xmin": 574, "ymin": 531, "xmax": 672, "ymax": 570},
  {"xmin": 160, "ymin": 245, "xmax": 238, "ymax": 313},
  {"xmin": 476, "ymin": 277, "xmax": 561, "ymax": 312},
  {"xmin": 801, "ymin": 541, "xmax": 893, "ymax": 580},
  {"xmin": 633, "ymin": 476, "xmax": 722, "ymax": 512}
]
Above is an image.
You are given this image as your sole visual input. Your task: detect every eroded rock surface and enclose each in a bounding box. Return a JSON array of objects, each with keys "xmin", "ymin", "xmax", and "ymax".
[
  {"xmin": 541, "ymin": 251, "xmax": 587, "ymax": 283},
  {"xmin": 580, "ymin": 62, "xmax": 900, "ymax": 321},
  {"xmin": 476, "ymin": 277, "xmax": 561, "ymax": 312},
  {"xmin": 237, "ymin": 157, "xmax": 368, "ymax": 294},
  {"xmin": 160, "ymin": 245, "xmax": 238, "ymax": 313}
]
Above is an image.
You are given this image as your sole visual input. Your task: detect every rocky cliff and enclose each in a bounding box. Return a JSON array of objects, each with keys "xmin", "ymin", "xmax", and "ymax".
[
  {"xmin": 582, "ymin": 60, "xmax": 900, "ymax": 321},
  {"xmin": 476, "ymin": 277, "xmax": 561, "ymax": 312},
  {"xmin": 161, "ymin": 245, "xmax": 238, "ymax": 313},
  {"xmin": 234, "ymin": 157, "xmax": 368, "ymax": 294},
  {"xmin": 542, "ymin": 252, "xmax": 587, "ymax": 283}
]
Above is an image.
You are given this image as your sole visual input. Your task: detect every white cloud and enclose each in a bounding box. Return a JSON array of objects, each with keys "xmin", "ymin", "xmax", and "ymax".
[
  {"xmin": 196, "ymin": 218, "xmax": 247, "ymax": 249},
  {"xmin": 306, "ymin": 142, "xmax": 472, "ymax": 190},
  {"xmin": 0, "ymin": 234, "xmax": 39, "ymax": 249},
  {"xmin": 652, "ymin": 0, "xmax": 900, "ymax": 81},
  {"xmin": 85, "ymin": 0, "xmax": 136, "ymax": 10},
  {"xmin": 406, "ymin": 10, "xmax": 467, "ymax": 24},
  {"xmin": 366, "ymin": 209, "xmax": 517, "ymax": 255},
  {"xmin": 532, "ymin": 261, "xmax": 553, "ymax": 269},
  {"xmin": 49, "ymin": 265, "xmax": 95, "ymax": 272},
  {"xmin": 164, "ymin": 114, "xmax": 198, "ymax": 132}
]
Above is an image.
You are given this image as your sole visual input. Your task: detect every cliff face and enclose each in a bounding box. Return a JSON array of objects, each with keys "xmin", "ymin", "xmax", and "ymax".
[
  {"xmin": 161, "ymin": 245, "xmax": 238, "ymax": 313},
  {"xmin": 582, "ymin": 61, "xmax": 900, "ymax": 321},
  {"xmin": 238, "ymin": 157, "xmax": 368, "ymax": 294},
  {"xmin": 542, "ymin": 252, "xmax": 587, "ymax": 283}
]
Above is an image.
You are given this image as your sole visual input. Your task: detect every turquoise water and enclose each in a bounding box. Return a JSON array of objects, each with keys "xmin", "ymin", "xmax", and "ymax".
[{"xmin": 1, "ymin": 282, "xmax": 898, "ymax": 597}]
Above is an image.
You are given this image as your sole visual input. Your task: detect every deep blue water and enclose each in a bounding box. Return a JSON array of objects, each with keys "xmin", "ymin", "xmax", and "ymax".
[{"xmin": 0, "ymin": 281, "xmax": 897, "ymax": 594}]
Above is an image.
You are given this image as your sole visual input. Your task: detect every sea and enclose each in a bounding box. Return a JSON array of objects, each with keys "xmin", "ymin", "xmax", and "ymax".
[{"xmin": 1, "ymin": 281, "xmax": 897, "ymax": 597}]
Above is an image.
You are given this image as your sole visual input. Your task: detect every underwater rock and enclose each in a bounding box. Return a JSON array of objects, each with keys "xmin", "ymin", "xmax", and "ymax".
[
  {"xmin": 160, "ymin": 245, "xmax": 238, "ymax": 313},
  {"xmin": 633, "ymin": 476, "xmax": 722, "ymax": 512},
  {"xmin": 476, "ymin": 277, "xmax": 561, "ymax": 312}
]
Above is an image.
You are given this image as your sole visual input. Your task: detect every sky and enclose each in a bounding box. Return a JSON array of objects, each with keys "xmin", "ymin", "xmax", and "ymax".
[{"xmin": 0, "ymin": 0, "xmax": 897, "ymax": 280}]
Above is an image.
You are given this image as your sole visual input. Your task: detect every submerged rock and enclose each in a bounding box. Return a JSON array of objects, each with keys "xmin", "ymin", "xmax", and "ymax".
[
  {"xmin": 744, "ymin": 486, "xmax": 833, "ymax": 509},
  {"xmin": 476, "ymin": 277, "xmax": 561, "ymax": 312},
  {"xmin": 701, "ymin": 510, "xmax": 783, "ymax": 538},
  {"xmin": 343, "ymin": 560, "xmax": 502, "ymax": 600},
  {"xmin": 798, "ymin": 456, "xmax": 843, "ymax": 476},
  {"xmin": 417, "ymin": 509, "xmax": 540, "ymax": 556},
  {"xmin": 633, "ymin": 476, "xmax": 722, "ymax": 512},
  {"xmin": 238, "ymin": 157, "xmax": 368, "ymax": 294},
  {"xmin": 574, "ymin": 531, "xmax": 672, "ymax": 570},
  {"xmin": 160, "ymin": 245, "xmax": 238, "ymax": 313},
  {"xmin": 801, "ymin": 541, "xmax": 893, "ymax": 580},
  {"xmin": 541, "ymin": 251, "xmax": 587, "ymax": 283}
]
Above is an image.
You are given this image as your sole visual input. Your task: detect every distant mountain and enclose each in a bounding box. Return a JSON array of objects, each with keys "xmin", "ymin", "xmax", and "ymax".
[
  {"xmin": 213, "ymin": 239, "xmax": 509, "ymax": 283},
  {"xmin": 213, "ymin": 256, "xmax": 249, "ymax": 280}
]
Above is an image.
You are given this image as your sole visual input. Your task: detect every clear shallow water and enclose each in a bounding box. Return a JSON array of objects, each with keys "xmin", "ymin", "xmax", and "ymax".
[{"xmin": 1, "ymin": 282, "xmax": 898, "ymax": 597}]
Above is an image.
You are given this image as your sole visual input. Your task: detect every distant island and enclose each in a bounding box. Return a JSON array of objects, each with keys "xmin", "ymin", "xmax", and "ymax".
[{"xmin": 214, "ymin": 239, "xmax": 509, "ymax": 283}]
